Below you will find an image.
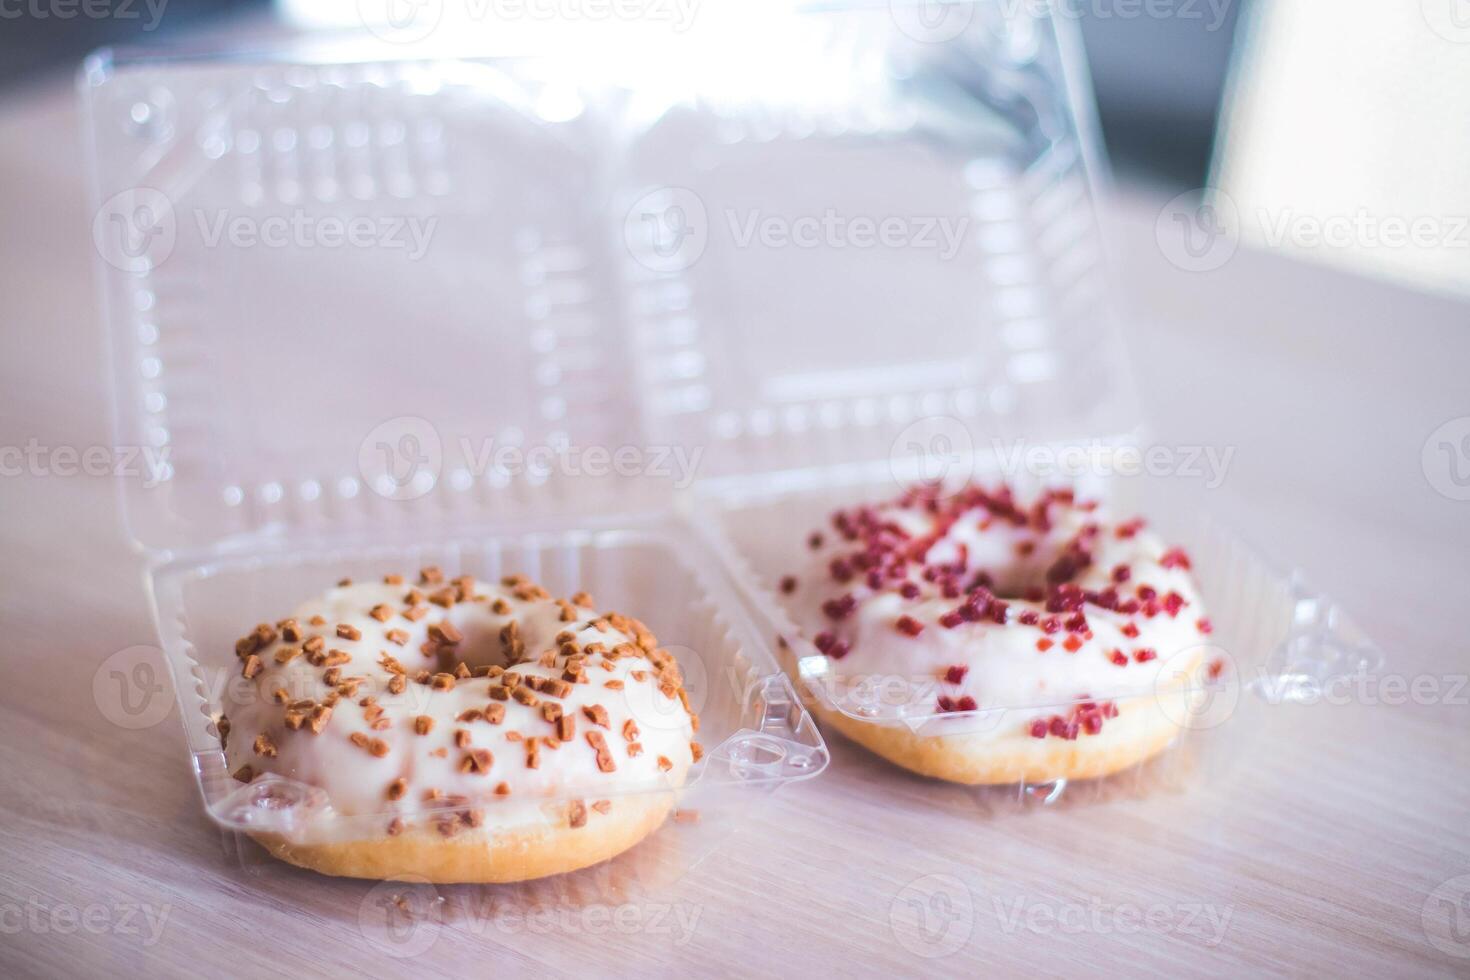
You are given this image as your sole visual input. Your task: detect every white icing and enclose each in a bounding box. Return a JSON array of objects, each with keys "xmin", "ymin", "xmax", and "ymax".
[
  {"xmin": 787, "ymin": 491, "xmax": 1213, "ymax": 723},
  {"xmin": 221, "ymin": 576, "xmax": 697, "ymax": 836}
]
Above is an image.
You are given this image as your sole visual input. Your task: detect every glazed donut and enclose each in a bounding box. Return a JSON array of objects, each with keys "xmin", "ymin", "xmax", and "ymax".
[
  {"xmin": 781, "ymin": 484, "xmax": 1217, "ymax": 785},
  {"xmin": 219, "ymin": 569, "xmax": 700, "ymax": 883}
]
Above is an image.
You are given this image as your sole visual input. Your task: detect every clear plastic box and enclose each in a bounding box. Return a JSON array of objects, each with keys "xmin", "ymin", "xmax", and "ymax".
[
  {"xmin": 150, "ymin": 515, "xmax": 826, "ymax": 894},
  {"xmin": 691, "ymin": 460, "xmax": 1382, "ymax": 808},
  {"xmin": 82, "ymin": 2, "xmax": 1379, "ymax": 889}
]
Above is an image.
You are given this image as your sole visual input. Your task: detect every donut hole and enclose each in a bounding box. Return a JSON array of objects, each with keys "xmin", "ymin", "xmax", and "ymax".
[
  {"xmin": 427, "ymin": 610, "xmax": 592, "ymax": 673},
  {"xmin": 929, "ymin": 532, "xmax": 1079, "ymax": 601},
  {"xmin": 431, "ymin": 618, "xmax": 512, "ymax": 672},
  {"xmin": 984, "ymin": 550, "xmax": 1072, "ymax": 600}
]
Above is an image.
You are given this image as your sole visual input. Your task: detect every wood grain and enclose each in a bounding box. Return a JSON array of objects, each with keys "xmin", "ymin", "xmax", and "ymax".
[{"xmin": 2, "ymin": 78, "xmax": 1469, "ymax": 978}]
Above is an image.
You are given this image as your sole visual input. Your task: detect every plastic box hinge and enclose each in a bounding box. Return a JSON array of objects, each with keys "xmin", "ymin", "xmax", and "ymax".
[
  {"xmin": 206, "ymin": 771, "xmax": 332, "ymax": 835},
  {"xmin": 703, "ymin": 674, "xmax": 829, "ymax": 785},
  {"xmin": 1251, "ymin": 575, "xmax": 1383, "ymax": 704}
]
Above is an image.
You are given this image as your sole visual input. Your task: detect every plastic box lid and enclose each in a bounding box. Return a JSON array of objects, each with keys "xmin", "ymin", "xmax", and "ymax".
[{"xmin": 82, "ymin": 3, "xmax": 1133, "ymax": 557}]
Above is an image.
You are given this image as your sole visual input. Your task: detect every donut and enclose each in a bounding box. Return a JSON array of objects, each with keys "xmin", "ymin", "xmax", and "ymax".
[
  {"xmin": 780, "ymin": 484, "xmax": 1218, "ymax": 785},
  {"xmin": 219, "ymin": 569, "xmax": 701, "ymax": 883}
]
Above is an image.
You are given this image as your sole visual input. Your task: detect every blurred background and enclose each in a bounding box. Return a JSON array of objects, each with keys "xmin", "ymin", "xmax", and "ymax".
[
  {"xmin": 0, "ymin": 0, "xmax": 1238, "ymax": 189},
  {"xmin": 5, "ymin": 0, "xmax": 1467, "ymax": 299}
]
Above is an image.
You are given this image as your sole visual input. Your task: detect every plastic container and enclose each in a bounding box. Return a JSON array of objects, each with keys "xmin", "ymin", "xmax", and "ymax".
[
  {"xmin": 149, "ymin": 515, "xmax": 826, "ymax": 896},
  {"xmin": 81, "ymin": 1, "xmax": 1379, "ymax": 893},
  {"xmin": 691, "ymin": 461, "xmax": 1382, "ymax": 809}
]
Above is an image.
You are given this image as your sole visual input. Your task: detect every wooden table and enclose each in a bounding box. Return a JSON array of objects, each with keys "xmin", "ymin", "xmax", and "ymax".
[{"xmin": 3, "ymin": 76, "xmax": 1469, "ymax": 978}]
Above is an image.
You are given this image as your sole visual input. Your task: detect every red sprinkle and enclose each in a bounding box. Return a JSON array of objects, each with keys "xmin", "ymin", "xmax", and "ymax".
[
  {"xmin": 1121, "ymin": 622, "xmax": 1140, "ymax": 638},
  {"xmin": 939, "ymin": 611, "xmax": 964, "ymax": 629},
  {"xmin": 895, "ymin": 615, "xmax": 924, "ymax": 637},
  {"xmin": 1109, "ymin": 650, "xmax": 1128, "ymax": 666},
  {"xmin": 1160, "ymin": 547, "xmax": 1192, "ymax": 570},
  {"xmin": 1036, "ymin": 638, "xmax": 1053, "ymax": 652},
  {"xmin": 821, "ymin": 595, "xmax": 857, "ymax": 620},
  {"xmin": 1197, "ymin": 617, "xmax": 1213, "ymax": 635},
  {"xmin": 944, "ymin": 665, "xmax": 968, "ymax": 684},
  {"xmin": 1111, "ymin": 564, "xmax": 1131, "ymax": 583},
  {"xmin": 1030, "ymin": 696, "xmax": 1119, "ymax": 741},
  {"xmin": 814, "ymin": 632, "xmax": 850, "ymax": 659},
  {"xmin": 1133, "ymin": 648, "xmax": 1157, "ymax": 663}
]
